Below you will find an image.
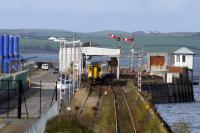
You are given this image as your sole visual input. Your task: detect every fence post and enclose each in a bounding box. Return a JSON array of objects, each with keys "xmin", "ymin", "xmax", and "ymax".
[
  {"xmin": 40, "ymin": 80, "xmax": 41, "ymax": 118},
  {"xmin": 7, "ymin": 81, "xmax": 10, "ymax": 117},
  {"xmin": 18, "ymin": 80, "xmax": 22, "ymax": 119},
  {"xmin": 55, "ymin": 81, "xmax": 57, "ymax": 101}
]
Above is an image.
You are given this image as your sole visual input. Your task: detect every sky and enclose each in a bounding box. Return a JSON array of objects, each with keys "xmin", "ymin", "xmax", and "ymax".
[{"xmin": 0, "ymin": 0, "xmax": 199, "ymax": 32}]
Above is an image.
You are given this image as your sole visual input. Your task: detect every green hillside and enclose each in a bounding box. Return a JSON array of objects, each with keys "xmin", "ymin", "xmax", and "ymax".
[{"xmin": 0, "ymin": 29, "xmax": 200, "ymax": 54}]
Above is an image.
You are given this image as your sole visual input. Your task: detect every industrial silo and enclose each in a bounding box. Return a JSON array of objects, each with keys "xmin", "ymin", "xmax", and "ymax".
[
  {"xmin": 3, "ymin": 35, "xmax": 9, "ymax": 73},
  {"xmin": 13, "ymin": 36, "xmax": 20, "ymax": 72},
  {"xmin": 59, "ymin": 48, "xmax": 62, "ymax": 72},
  {"xmin": 3, "ymin": 35, "xmax": 9, "ymax": 58},
  {"xmin": 9, "ymin": 36, "xmax": 14, "ymax": 73},
  {"xmin": 62, "ymin": 47, "xmax": 68, "ymax": 72},
  {"xmin": 0, "ymin": 35, "xmax": 3, "ymax": 73},
  {"xmin": 3, "ymin": 58, "xmax": 9, "ymax": 74},
  {"xmin": 9, "ymin": 35, "xmax": 14, "ymax": 57},
  {"xmin": 13, "ymin": 36, "xmax": 19, "ymax": 57}
]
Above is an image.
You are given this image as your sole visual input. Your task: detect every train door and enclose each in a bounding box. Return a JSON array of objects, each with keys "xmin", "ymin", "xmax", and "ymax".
[{"xmin": 93, "ymin": 65, "xmax": 98, "ymax": 80}]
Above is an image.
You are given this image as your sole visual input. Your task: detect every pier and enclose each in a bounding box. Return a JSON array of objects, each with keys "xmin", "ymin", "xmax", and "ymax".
[{"xmin": 0, "ymin": 37, "xmax": 195, "ymax": 133}]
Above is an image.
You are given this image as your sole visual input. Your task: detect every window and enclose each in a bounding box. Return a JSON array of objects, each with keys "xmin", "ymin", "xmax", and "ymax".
[
  {"xmin": 182, "ymin": 55, "xmax": 185, "ymax": 62},
  {"xmin": 176, "ymin": 55, "xmax": 180, "ymax": 62}
]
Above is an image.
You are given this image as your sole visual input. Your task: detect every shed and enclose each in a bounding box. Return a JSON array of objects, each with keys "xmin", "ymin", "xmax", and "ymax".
[
  {"xmin": 147, "ymin": 53, "xmax": 168, "ymax": 73},
  {"xmin": 172, "ymin": 47, "xmax": 195, "ymax": 70}
]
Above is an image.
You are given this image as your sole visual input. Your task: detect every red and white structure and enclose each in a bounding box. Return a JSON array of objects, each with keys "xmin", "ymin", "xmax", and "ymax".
[
  {"xmin": 122, "ymin": 35, "xmax": 135, "ymax": 44},
  {"xmin": 108, "ymin": 33, "xmax": 121, "ymax": 41}
]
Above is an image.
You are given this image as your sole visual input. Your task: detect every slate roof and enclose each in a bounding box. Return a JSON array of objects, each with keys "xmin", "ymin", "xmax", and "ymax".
[{"xmin": 173, "ymin": 47, "xmax": 195, "ymax": 55}]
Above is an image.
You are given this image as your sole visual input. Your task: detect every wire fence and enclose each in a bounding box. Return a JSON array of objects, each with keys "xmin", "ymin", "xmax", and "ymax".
[{"xmin": 0, "ymin": 80, "xmax": 58, "ymax": 118}]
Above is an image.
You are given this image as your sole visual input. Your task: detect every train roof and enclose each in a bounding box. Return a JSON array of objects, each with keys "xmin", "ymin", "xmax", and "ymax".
[{"xmin": 89, "ymin": 61, "xmax": 105, "ymax": 65}]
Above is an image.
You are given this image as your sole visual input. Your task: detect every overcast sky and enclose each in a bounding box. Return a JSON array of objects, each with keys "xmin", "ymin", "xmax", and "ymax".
[{"xmin": 0, "ymin": 0, "xmax": 199, "ymax": 32}]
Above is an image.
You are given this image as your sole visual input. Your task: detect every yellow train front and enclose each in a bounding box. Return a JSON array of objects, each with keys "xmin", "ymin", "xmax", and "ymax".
[{"xmin": 87, "ymin": 63, "xmax": 103, "ymax": 84}]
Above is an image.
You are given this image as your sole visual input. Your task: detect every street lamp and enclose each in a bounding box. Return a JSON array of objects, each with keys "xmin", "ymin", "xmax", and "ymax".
[{"xmin": 48, "ymin": 37, "xmax": 67, "ymax": 106}]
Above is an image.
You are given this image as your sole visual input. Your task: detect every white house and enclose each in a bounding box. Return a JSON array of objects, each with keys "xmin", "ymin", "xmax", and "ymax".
[{"xmin": 172, "ymin": 47, "xmax": 195, "ymax": 70}]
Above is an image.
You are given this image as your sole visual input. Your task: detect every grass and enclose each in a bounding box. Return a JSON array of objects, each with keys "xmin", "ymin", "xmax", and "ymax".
[
  {"xmin": 125, "ymin": 81, "xmax": 168, "ymax": 133},
  {"xmin": 14, "ymin": 33, "xmax": 200, "ymax": 54},
  {"xmin": 172, "ymin": 121, "xmax": 191, "ymax": 133},
  {"xmin": 45, "ymin": 113, "xmax": 93, "ymax": 133},
  {"xmin": 1, "ymin": 29, "xmax": 200, "ymax": 53},
  {"xmin": 93, "ymin": 91, "xmax": 115, "ymax": 133},
  {"xmin": 45, "ymin": 85, "xmax": 116, "ymax": 133},
  {"xmin": 115, "ymin": 92, "xmax": 135, "ymax": 132}
]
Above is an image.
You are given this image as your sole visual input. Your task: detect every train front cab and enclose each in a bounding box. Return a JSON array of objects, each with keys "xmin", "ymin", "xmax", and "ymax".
[{"xmin": 87, "ymin": 64, "xmax": 103, "ymax": 83}]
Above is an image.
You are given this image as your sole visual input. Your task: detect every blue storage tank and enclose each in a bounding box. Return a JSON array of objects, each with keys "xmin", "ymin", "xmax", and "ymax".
[
  {"xmin": 0, "ymin": 58, "xmax": 3, "ymax": 73},
  {"xmin": 3, "ymin": 58, "xmax": 9, "ymax": 74},
  {"xmin": 0, "ymin": 35, "xmax": 3, "ymax": 73},
  {"xmin": 3, "ymin": 35, "xmax": 9, "ymax": 58},
  {"xmin": 13, "ymin": 56, "xmax": 19, "ymax": 72},
  {"xmin": 8, "ymin": 57, "xmax": 14, "ymax": 73},
  {"xmin": 0, "ymin": 35, "xmax": 3, "ymax": 58},
  {"xmin": 13, "ymin": 36, "xmax": 19, "ymax": 56},
  {"xmin": 9, "ymin": 35, "xmax": 14, "ymax": 57}
]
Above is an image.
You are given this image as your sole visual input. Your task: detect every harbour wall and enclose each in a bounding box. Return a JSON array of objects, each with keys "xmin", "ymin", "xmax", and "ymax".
[{"xmin": 142, "ymin": 82, "xmax": 194, "ymax": 104}]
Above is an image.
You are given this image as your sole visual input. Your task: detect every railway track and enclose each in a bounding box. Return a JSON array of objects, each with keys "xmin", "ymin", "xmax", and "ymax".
[
  {"xmin": 112, "ymin": 85, "xmax": 137, "ymax": 133},
  {"xmin": 79, "ymin": 84, "xmax": 102, "ymax": 116}
]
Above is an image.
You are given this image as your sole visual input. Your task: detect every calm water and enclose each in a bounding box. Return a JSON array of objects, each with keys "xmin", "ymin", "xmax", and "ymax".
[{"xmin": 22, "ymin": 53, "xmax": 200, "ymax": 132}]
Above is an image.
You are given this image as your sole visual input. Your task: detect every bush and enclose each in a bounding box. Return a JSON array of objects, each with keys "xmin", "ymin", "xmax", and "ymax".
[{"xmin": 172, "ymin": 121, "xmax": 191, "ymax": 133}]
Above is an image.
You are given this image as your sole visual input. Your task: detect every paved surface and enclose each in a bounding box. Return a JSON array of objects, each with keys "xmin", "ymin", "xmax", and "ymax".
[{"xmin": 0, "ymin": 70, "xmax": 59, "ymax": 133}]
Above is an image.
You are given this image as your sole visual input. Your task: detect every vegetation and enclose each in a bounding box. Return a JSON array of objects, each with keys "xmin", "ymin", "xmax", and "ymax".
[
  {"xmin": 45, "ymin": 113, "xmax": 93, "ymax": 133},
  {"xmin": 93, "ymin": 91, "xmax": 116, "ymax": 133},
  {"xmin": 125, "ymin": 81, "xmax": 169, "ymax": 133},
  {"xmin": 172, "ymin": 121, "xmax": 191, "ymax": 133},
  {"xmin": 1, "ymin": 29, "xmax": 200, "ymax": 53}
]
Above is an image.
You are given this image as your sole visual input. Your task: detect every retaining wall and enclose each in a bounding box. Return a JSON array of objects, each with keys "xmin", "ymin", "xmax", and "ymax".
[
  {"xmin": 142, "ymin": 82, "xmax": 194, "ymax": 103},
  {"xmin": 25, "ymin": 101, "xmax": 59, "ymax": 133}
]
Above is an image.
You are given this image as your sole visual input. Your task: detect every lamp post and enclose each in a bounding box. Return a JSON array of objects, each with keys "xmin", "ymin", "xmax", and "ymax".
[
  {"xmin": 85, "ymin": 49, "xmax": 88, "ymax": 74},
  {"xmin": 48, "ymin": 37, "xmax": 66, "ymax": 109}
]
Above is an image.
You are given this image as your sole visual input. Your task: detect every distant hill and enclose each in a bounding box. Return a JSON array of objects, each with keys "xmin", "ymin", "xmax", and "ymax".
[
  {"xmin": 0, "ymin": 29, "xmax": 79, "ymax": 38},
  {"xmin": 88, "ymin": 30, "xmax": 130, "ymax": 36},
  {"xmin": 191, "ymin": 32, "xmax": 200, "ymax": 39},
  {"xmin": 0, "ymin": 29, "xmax": 200, "ymax": 54}
]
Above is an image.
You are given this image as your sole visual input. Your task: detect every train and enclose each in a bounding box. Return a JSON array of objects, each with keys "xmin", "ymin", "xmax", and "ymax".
[{"xmin": 87, "ymin": 62, "xmax": 112, "ymax": 84}]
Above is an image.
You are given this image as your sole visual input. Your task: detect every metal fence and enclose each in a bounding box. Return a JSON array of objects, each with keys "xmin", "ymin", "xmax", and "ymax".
[
  {"xmin": 24, "ymin": 80, "xmax": 58, "ymax": 118},
  {"xmin": 0, "ymin": 80, "xmax": 28, "ymax": 118},
  {"xmin": 0, "ymin": 80, "xmax": 58, "ymax": 118}
]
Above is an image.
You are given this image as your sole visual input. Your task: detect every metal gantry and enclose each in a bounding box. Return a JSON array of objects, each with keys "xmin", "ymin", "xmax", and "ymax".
[
  {"xmin": 128, "ymin": 46, "xmax": 143, "ymax": 91},
  {"xmin": 135, "ymin": 48, "xmax": 143, "ymax": 91}
]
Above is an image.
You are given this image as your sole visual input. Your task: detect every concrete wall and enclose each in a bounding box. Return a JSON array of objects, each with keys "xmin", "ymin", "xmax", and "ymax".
[
  {"xmin": 25, "ymin": 101, "xmax": 59, "ymax": 133},
  {"xmin": 173, "ymin": 54, "xmax": 194, "ymax": 69}
]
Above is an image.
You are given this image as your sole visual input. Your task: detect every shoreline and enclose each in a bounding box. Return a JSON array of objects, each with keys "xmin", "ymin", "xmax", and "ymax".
[{"xmin": 20, "ymin": 50, "xmax": 58, "ymax": 54}]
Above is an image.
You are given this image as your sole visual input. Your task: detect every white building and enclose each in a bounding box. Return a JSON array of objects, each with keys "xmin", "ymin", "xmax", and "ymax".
[{"xmin": 172, "ymin": 47, "xmax": 195, "ymax": 70}]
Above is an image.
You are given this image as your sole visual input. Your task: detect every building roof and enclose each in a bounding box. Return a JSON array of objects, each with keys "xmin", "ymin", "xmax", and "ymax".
[{"xmin": 173, "ymin": 47, "xmax": 195, "ymax": 55}]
